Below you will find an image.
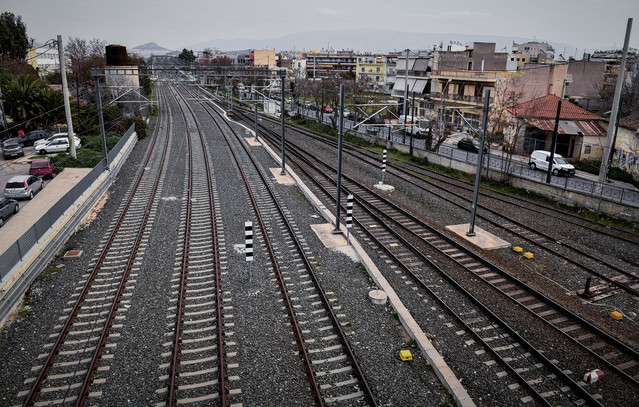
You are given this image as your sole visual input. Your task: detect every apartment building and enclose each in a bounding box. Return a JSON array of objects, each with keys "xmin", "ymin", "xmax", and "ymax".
[
  {"xmin": 303, "ymin": 50, "xmax": 358, "ymax": 78},
  {"xmin": 356, "ymin": 54, "xmax": 390, "ymax": 90}
]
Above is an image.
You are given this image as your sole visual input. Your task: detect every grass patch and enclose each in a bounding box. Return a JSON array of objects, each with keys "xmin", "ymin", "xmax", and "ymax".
[
  {"xmin": 37, "ymin": 266, "xmax": 61, "ymax": 281},
  {"xmin": 17, "ymin": 295, "xmax": 33, "ymax": 318}
]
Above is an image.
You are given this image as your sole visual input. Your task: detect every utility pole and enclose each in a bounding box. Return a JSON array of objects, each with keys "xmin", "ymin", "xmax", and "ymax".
[
  {"xmin": 546, "ymin": 100, "xmax": 562, "ymax": 184},
  {"xmin": 599, "ymin": 18, "xmax": 633, "ymax": 184},
  {"xmin": 58, "ymin": 35, "xmax": 76, "ymax": 158},
  {"xmin": 0, "ymin": 89, "xmax": 8, "ymax": 139},
  {"xmin": 402, "ymin": 49, "xmax": 409, "ymax": 144},
  {"xmin": 279, "ymin": 69, "xmax": 286, "ymax": 175},
  {"xmin": 334, "ymin": 84, "xmax": 345, "ymax": 234},
  {"xmin": 467, "ymin": 89, "xmax": 491, "ymax": 237}
]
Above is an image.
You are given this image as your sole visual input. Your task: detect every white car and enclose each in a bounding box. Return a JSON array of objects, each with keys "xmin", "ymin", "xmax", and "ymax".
[
  {"xmin": 37, "ymin": 137, "xmax": 81, "ymax": 154},
  {"xmin": 33, "ymin": 133, "xmax": 81, "ymax": 149}
]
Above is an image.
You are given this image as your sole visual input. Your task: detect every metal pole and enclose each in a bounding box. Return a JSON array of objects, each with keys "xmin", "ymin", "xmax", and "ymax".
[
  {"xmin": 254, "ymin": 76, "xmax": 259, "ymax": 141},
  {"xmin": 58, "ymin": 35, "xmax": 76, "ymax": 158},
  {"xmin": 410, "ymin": 90, "xmax": 416, "ymax": 156},
  {"xmin": 334, "ymin": 84, "xmax": 345, "ymax": 234},
  {"xmin": 606, "ymin": 99, "xmax": 623, "ymax": 180},
  {"xmin": 546, "ymin": 99, "xmax": 562, "ymax": 184},
  {"xmin": 280, "ymin": 70, "xmax": 286, "ymax": 175},
  {"xmin": 402, "ymin": 49, "xmax": 409, "ymax": 144},
  {"xmin": 467, "ymin": 89, "xmax": 490, "ymax": 237},
  {"xmin": 0, "ymin": 89, "xmax": 8, "ymax": 139},
  {"xmin": 599, "ymin": 18, "xmax": 633, "ymax": 184},
  {"xmin": 93, "ymin": 70, "xmax": 109, "ymax": 171}
]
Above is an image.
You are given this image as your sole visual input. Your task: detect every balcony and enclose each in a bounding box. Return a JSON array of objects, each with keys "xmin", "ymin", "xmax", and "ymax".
[{"xmin": 429, "ymin": 92, "xmax": 490, "ymax": 105}]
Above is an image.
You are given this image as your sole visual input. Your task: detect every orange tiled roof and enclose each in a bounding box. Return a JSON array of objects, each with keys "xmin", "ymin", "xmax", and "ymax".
[{"xmin": 507, "ymin": 94, "xmax": 601, "ymax": 120}]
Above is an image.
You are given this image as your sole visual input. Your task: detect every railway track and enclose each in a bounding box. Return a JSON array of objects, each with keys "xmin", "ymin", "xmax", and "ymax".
[
  {"xmin": 151, "ymin": 84, "xmax": 229, "ymax": 405},
  {"xmin": 234, "ymin": 105, "xmax": 639, "ymax": 405},
  {"xmin": 188, "ymin": 85, "xmax": 377, "ymax": 406},
  {"xmin": 16, "ymin": 86, "xmax": 173, "ymax": 406}
]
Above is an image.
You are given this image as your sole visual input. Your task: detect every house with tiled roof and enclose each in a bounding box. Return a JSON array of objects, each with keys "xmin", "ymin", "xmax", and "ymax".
[{"xmin": 506, "ymin": 94, "xmax": 607, "ymax": 161}]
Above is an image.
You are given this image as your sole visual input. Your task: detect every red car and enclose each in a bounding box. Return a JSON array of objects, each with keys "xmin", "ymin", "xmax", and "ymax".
[
  {"xmin": 322, "ymin": 106, "xmax": 333, "ymax": 113},
  {"xmin": 29, "ymin": 158, "xmax": 55, "ymax": 178}
]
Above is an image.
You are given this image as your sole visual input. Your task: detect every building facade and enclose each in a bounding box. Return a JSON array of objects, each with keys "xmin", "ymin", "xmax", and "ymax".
[{"xmin": 303, "ymin": 50, "xmax": 358, "ymax": 78}]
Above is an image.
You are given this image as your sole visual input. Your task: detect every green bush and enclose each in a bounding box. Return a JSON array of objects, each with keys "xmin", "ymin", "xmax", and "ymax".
[{"xmin": 574, "ymin": 159, "xmax": 639, "ymax": 188}]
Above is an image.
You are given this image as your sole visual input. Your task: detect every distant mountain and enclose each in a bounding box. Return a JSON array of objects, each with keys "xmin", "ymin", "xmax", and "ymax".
[
  {"xmin": 130, "ymin": 42, "xmax": 174, "ymax": 58},
  {"xmin": 187, "ymin": 28, "xmax": 577, "ymax": 57}
]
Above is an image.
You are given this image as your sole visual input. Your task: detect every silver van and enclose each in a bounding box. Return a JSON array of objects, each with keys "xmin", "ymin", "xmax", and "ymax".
[{"xmin": 528, "ymin": 150, "xmax": 575, "ymax": 176}]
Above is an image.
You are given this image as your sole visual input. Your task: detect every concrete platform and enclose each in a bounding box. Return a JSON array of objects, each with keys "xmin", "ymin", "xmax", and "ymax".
[
  {"xmin": 244, "ymin": 137, "xmax": 261, "ymax": 147},
  {"xmin": 310, "ymin": 223, "xmax": 359, "ymax": 262},
  {"xmin": 445, "ymin": 224, "xmax": 510, "ymax": 250},
  {"xmin": 310, "ymin": 223, "xmax": 346, "ymax": 248},
  {"xmin": 269, "ymin": 168, "xmax": 295, "ymax": 185}
]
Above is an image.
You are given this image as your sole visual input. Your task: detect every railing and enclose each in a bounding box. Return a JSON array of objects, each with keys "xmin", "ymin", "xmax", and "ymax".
[{"xmin": 0, "ymin": 124, "xmax": 137, "ymax": 280}]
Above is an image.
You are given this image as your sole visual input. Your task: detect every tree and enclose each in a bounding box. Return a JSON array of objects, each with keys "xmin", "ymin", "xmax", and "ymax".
[
  {"xmin": 178, "ymin": 49, "xmax": 195, "ymax": 63},
  {"xmin": 0, "ymin": 12, "xmax": 30, "ymax": 62},
  {"xmin": 65, "ymin": 37, "xmax": 106, "ymax": 101},
  {"xmin": 0, "ymin": 74, "xmax": 46, "ymax": 130}
]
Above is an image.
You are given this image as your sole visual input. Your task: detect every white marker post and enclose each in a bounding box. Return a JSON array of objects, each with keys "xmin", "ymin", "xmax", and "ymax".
[
  {"xmin": 380, "ymin": 149, "xmax": 387, "ymax": 185},
  {"xmin": 245, "ymin": 221, "xmax": 253, "ymax": 281},
  {"xmin": 346, "ymin": 194, "xmax": 353, "ymax": 244}
]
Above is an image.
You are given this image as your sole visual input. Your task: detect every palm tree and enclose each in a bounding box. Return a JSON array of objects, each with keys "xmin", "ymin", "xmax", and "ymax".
[{"xmin": 0, "ymin": 74, "xmax": 47, "ymax": 130}]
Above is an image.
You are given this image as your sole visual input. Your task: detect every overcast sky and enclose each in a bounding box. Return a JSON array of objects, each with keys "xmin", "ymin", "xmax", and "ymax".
[{"xmin": 3, "ymin": 0, "xmax": 638, "ymax": 52}]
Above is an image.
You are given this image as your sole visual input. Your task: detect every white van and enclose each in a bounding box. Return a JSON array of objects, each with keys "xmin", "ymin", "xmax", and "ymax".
[{"xmin": 528, "ymin": 150, "xmax": 575, "ymax": 176}]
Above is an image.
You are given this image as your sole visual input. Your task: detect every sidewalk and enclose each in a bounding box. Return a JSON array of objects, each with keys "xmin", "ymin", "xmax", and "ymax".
[{"xmin": 0, "ymin": 168, "xmax": 91, "ymax": 255}]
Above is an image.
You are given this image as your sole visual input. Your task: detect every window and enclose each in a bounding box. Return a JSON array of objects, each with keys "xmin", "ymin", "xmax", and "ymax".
[
  {"xmin": 468, "ymin": 61, "xmax": 473, "ymax": 70},
  {"xmin": 584, "ymin": 145, "xmax": 591, "ymax": 154},
  {"xmin": 376, "ymin": 67, "xmax": 380, "ymax": 73},
  {"xmin": 361, "ymin": 67, "xmax": 365, "ymax": 72}
]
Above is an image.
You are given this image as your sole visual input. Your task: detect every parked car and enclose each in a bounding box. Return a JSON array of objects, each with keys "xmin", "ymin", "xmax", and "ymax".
[
  {"xmin": 2, "ymin": 139, "xmax": 24, "ymax": 159},
  {"xmin": 528, "ymin": 150, "xmax": 575, "ymax": 176},
  {"xmin": 4, "ymin": 175, "xmax": 44, "ymax": 200},
  {"xmin": 29, "ymin": 158, "xmax": 55, "ymax": 178},
  {"xmin": 457, "ymin": 137, "xmax": 488, "ymax": 153},
  {"xmin": 0, "ymin": 197, "xmax": 19, "ymax": 227},
  {"xmin": 18, "ymin": 130, "xmax": 53, "ymax": 147},
  {"xmin": 322, "ymin": 106, "xmax": 333, "ymax": 113},
  {"xmin": 37, "ymin": 138, "xmax": 71, "ymax": 154},
  {"xmin": 33, "ymin": 133, "xmax": 81, "ymax": 149}
]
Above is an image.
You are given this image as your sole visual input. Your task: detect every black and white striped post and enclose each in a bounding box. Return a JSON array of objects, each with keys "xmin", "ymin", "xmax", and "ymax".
[
  {"xmin": 346, "ymin": 194, "xmax": 353, "ymax": 244},
  {"xmin": 380, "ymin": 149, "xmax": 387, "ymax": 185},
  {"xmin": 245, "ymin": 221, "xmax": 253, "ymax": 280}
]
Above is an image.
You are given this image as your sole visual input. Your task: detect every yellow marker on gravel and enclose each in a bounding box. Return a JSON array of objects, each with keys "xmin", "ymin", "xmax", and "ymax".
[{"xmin": 400, "ymin": 350, "xmax": 413, "ymax": 361}]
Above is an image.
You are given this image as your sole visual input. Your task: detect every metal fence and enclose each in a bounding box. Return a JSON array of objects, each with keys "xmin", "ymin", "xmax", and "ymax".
[
  {"xmin": 0, "ymin": 124, "xmax": 136, "ymax": 280},
  {"xmin": 343, "ymin": 118, "xmax": 639, "ymax": 208}
]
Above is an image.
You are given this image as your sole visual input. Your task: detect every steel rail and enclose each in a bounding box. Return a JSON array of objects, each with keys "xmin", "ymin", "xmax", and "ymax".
[
  {"xmin": 188, "ymin": 87, "xmax": 326, "ymax": 406},
  {"xmin": 23, "ymin": 87, "xmax": 172, "ymax": 406},
  {"xmin": 254, "ymin": 123, "xmax": 605, "ymax": 406},
  {"xmin": 166, "ymin": 84, "xmax": 227, "ymax": 406}
]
